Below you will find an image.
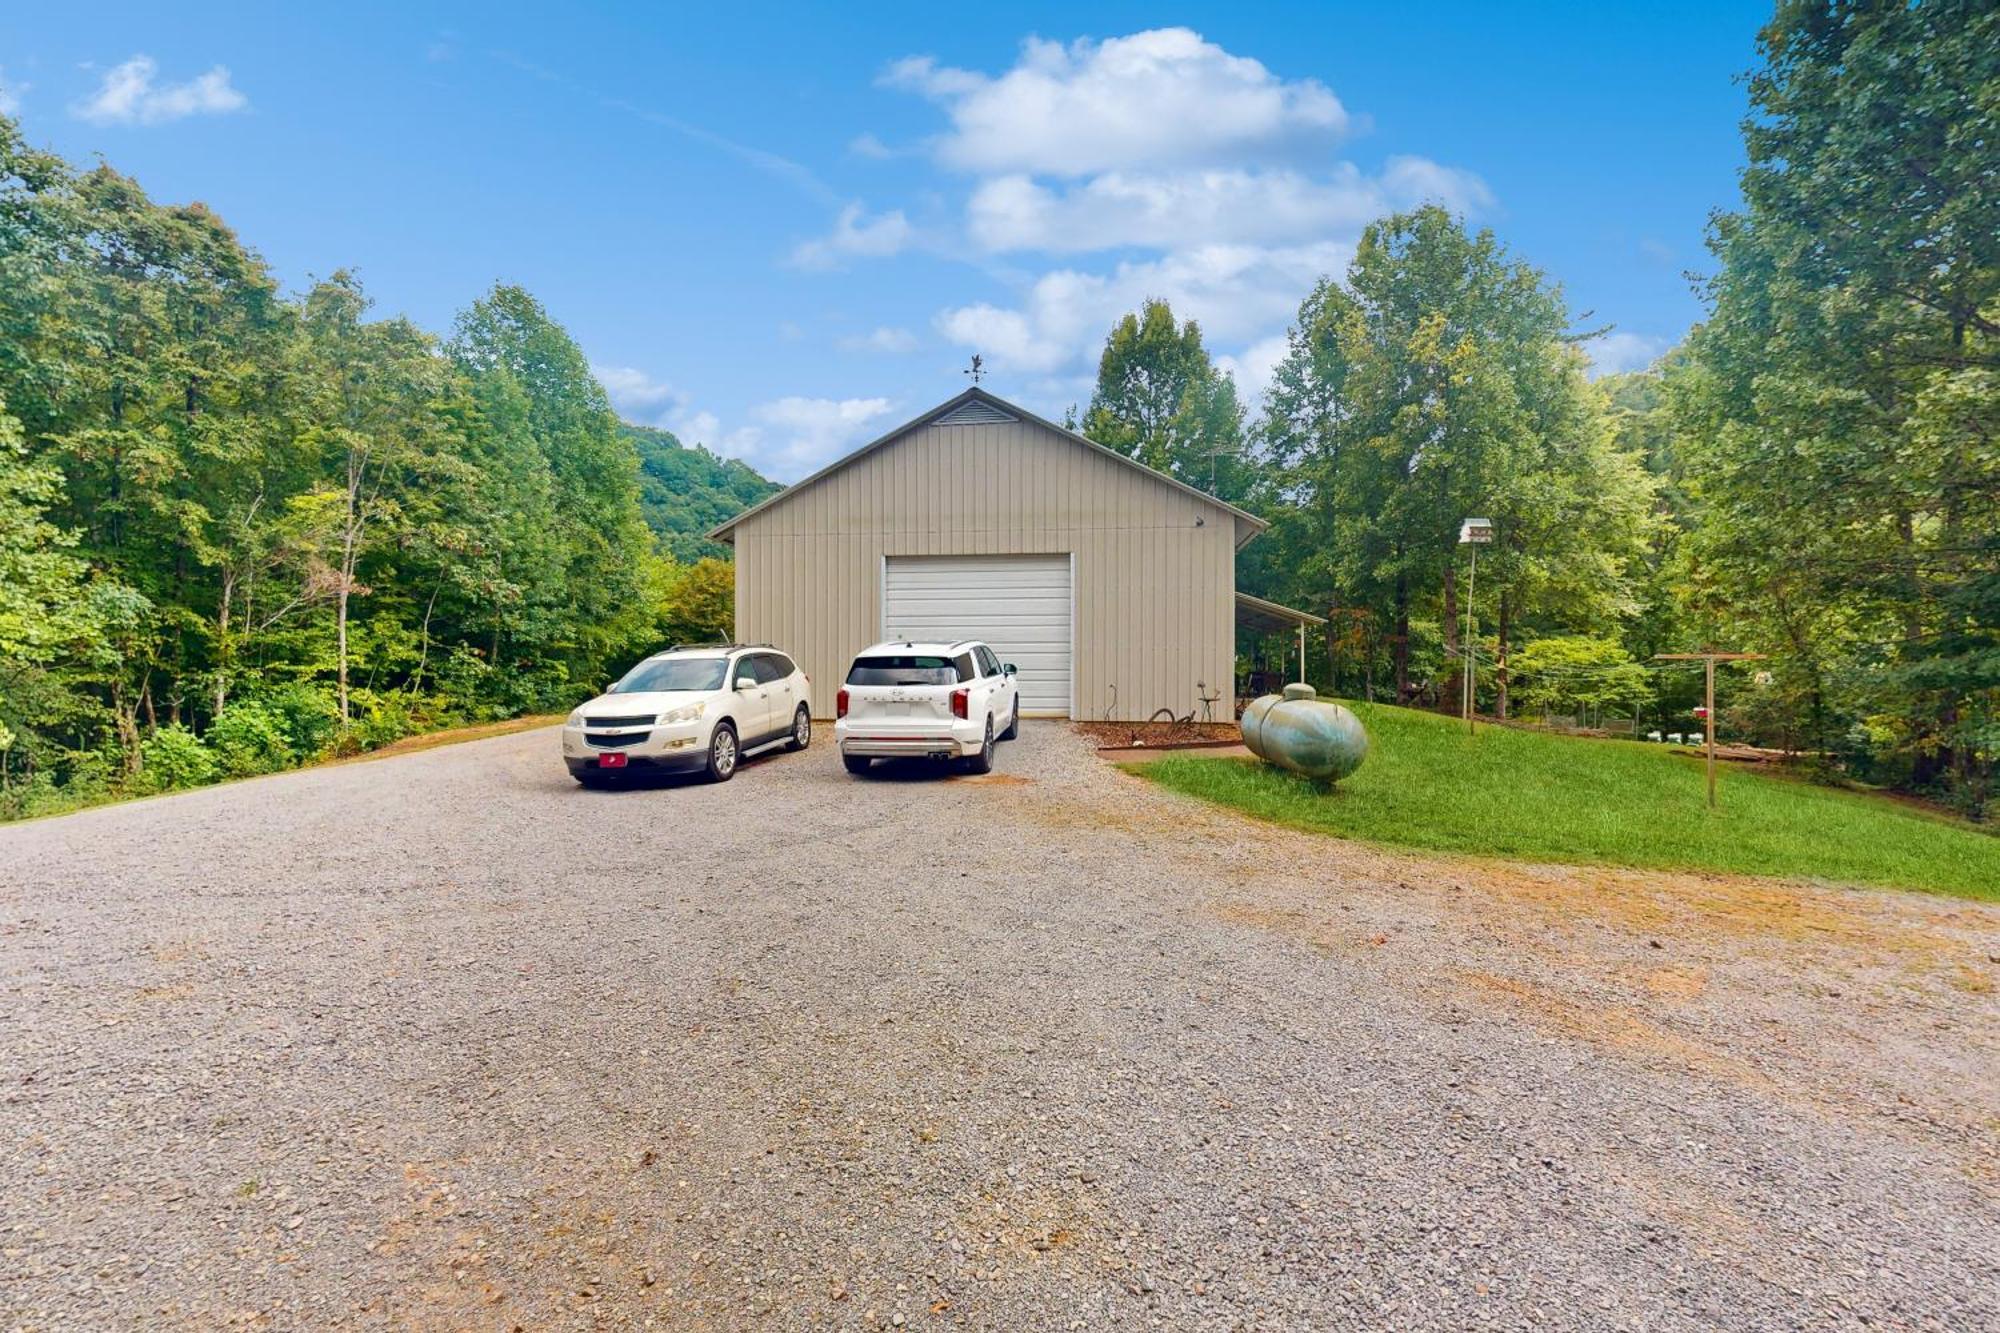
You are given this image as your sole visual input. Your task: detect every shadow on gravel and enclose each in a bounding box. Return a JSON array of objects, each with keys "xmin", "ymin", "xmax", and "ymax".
[{"xmin": 845, "ymin": 757, "xmax": 1014, "ymax": 783}]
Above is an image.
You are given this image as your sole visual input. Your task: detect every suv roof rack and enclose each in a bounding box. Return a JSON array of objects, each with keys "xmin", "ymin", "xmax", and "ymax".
[{"xmin": 662, "ymin": 641, "xmax": 773, "ymax": 654}]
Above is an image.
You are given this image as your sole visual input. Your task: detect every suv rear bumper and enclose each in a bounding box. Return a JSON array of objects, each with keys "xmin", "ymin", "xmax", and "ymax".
[{"xmin": 835, "ymin": 720, "xmax": 982, "ymax": 759}]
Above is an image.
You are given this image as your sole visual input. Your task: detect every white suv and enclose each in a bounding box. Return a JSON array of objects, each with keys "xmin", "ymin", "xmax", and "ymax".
[
  {"xmin": 835, "ymin": 640, "xmax": 1020, "ymax": 776},
  {"xmin": 563, "ymin": 644, "xmax": 812, "ymax": 786}
]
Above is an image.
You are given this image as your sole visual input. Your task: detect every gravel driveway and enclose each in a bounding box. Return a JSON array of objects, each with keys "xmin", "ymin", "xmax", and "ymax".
[{"xmin": 3, "ymin": 722, "xmax": 1996, "ymax": 1330}]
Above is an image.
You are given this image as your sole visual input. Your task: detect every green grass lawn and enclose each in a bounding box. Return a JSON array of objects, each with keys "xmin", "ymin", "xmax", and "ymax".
[{"xmin": 1135, "ymin": 702, "xmax": 2000, "ymax": 901}]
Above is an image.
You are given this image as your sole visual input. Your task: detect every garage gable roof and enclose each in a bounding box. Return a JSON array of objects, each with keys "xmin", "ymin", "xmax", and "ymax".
[{"xmin": 706, "ymin": 386, "xmax": 1268, "ymax": 546}]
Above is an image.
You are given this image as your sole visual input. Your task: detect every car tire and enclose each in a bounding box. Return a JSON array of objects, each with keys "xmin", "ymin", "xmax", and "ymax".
[
  {"xmin": 999, "ymin": 698, "xmax": 1020, "ymax": 740},
  {"xmin": 842, "ymin": 754, "xmax": 872, "ymax": 775},
  {"xmin": 705, "ymin": 723, "xmax": 739, "ymax": 783},
  {"xmin": 786, "ymin": 706, "xmax": 812, "ymax": 751},
  {"xmin": 963, "ymin": 716, "xmax": 996, "ymax": 774}
]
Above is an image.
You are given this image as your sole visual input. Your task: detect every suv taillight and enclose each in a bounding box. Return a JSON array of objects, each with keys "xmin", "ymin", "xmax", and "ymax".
[
  {"xmin": 836, "ymin": 688, "xmax": 849, "ymax": 718},
  {"xmin": 951, "ymin": 687, "xmax": 969, "ymax": 719}
]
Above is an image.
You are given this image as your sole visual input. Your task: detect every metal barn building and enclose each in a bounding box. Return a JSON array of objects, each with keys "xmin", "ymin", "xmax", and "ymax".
[{"xmin": 709, "ymin": 387, "xmax": 1315, "ymax": 721}]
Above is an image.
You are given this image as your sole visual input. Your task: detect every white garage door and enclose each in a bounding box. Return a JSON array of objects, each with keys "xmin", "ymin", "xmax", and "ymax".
[{"xmin": 882, "ymin": 554, "xmax": 1072, "ymax": 716}]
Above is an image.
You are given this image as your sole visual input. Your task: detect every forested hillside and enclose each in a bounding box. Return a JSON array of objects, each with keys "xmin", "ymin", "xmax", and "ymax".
[
  {"xmin": 0, "ymin": 117, "xmax": 737, "ymax": 817},
  {"xmin": 623, "ymin": 422, "xmax": 779, "ymax": 562}
]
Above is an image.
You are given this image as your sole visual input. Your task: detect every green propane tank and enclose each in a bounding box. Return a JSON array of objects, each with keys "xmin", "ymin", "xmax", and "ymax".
[{"xmin": 1240, "ymin": 683, "xmax": 1368, "ymax": 782}]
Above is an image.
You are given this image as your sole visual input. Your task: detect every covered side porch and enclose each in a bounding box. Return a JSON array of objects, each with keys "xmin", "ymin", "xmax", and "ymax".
[{"xmin": 1234, "ymin": 592, "xmax": 1326, "ymax": 712}]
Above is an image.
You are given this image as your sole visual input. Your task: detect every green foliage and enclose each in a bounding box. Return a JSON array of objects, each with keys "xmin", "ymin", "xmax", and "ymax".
[
  {"xmin": 1659, "ymin": 0, "xmax": 1998, "ymax": 807},
  {"xmin": 624, "ymin": 423, "xmax": 779, "ymax": 561},
  {"xmin": 207, "ymin": 701, "xmax": 294, "ymax": 778},
  {"xmin": 1082, "ymin": 299, "xmax": 1250, "ymax": 501},
  {"xmin": 0, "ymin": 115, "xmax": 717, "ymax": 819},
  {"xmin": 138, "ymin": 725, "xmax": 219, "ymax": 792},
  {"xmin": 660, "ymin": 557, "xmax": 737, "ymax": 647},
  {"xmin": 257, "ymin": 683, "xmax": 342, "ymax": 761},
  {"xmin": 1250, "ymin": 207, "xmax": 1652, "ymax": 705},
  {"xmin": 1138, "ymin": 702, "xmax": 2000, "ymax": 901},
  {"xmin": 1509, "ymin": 636, "xmax": 1651, "ymax": 718}
]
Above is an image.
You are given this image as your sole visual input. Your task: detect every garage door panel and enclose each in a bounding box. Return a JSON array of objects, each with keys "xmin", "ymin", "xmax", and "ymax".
[{"xmin": 883, "ymin": 554, "xmax": 1072, "ymax": 716}]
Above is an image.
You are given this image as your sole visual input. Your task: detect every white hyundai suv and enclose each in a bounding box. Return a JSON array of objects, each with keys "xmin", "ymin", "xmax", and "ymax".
[
  {"xmin": 835, "ymin": 640, "xmax": 1020, "ymax": 776},
  {"xmin": 562, "ymin": 644, "xmax": 812, "ymax": 786}
]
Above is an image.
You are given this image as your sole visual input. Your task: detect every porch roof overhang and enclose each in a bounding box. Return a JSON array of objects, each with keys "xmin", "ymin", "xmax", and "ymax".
[{"xmin": 1234, "ymin": 592, "xmax": 1327, "ymax": 636}]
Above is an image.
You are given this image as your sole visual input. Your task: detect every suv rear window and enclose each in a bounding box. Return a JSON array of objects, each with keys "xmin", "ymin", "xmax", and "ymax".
[{"xmin": 847, "ymin": 654, "xmax": 962, "ymax": 686}]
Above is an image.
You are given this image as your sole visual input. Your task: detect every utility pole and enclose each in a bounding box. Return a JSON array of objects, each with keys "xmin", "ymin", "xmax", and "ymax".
[{"xmin": 1654, "ymin": 650, "xmax": 1766, "ymax": 809}]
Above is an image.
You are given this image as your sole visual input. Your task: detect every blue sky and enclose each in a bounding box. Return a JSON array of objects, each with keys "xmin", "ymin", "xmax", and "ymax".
[{"xmin": 1, "ymin": 2, "xmax": 1768, "ymax": 481}]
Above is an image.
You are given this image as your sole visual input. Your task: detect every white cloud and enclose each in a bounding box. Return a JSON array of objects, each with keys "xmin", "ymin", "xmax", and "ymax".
[
  {"xmin": 1585, "ymin": 331, "xmax": 1668, "ymax": 378},
  {"xmin": 886, "ymin": 28, "xmax": 1346, "ymax": 177},
  {"xmin": 868, "ymin": 28, "xmax": 1497, "ymax": 388},
  {"xmin": 596, "ymin": 364, "xmax": 686, "ymax": 419},
  {"xmin": 848, "ymin": 132, "xmax": 895, "ymax": 159},
  {"xmin": 789, "ymin": 202, "xmax": 914, "ymax": 270},
  {"xmin": 839, "ymin": 326, "xmax": 919, "ymax": 354},
  {"xmin": 936, "ymin": 241, "xmax": 1353, "ymax": 375},
  {"xmin": 72, "ymin": 55, "xmax": 247, "ymax": 126},
  {"xmin": 745, "ymin": 396, "xmax": 898, "ymax": 479},
  {"xmin": 1215, "ymin": 333, "xmax": 1291, "ymax": 404},
  {"xmin": 0, "ymin": 69, "xmax": 26, "ymax": 116},
  {"xmin": 595, "ymin": 363, "xmax": 896, "ymax": 481},
  {"xmin": 966, "ymin": 158, "xmax": 1490, "ymax": 254}
]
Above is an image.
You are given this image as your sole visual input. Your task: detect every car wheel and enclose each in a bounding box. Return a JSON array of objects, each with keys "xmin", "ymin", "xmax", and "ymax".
[
  {"xmin": 786, "ymin": 705, "xmax": 812, "ymax": 751},
  {"xmin": 999, "ymin": 698, "xmax": 1020, "ymax": 740},
  {"xmin": 963, "ymin": 715, "xmax": 996, "ymax": 774},
  {"xmin": 842, "ymin": 754, "xmax": 872, "ymax": 775},
  {"xmin": 706, "ymin": 723, "xmax": 738, "ymax": 783}
]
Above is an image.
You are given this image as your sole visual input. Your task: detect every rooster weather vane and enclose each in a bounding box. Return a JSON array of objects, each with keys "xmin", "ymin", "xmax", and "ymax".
[{"xmin": 964, "ymin": 354, "xmax": 985, "ymax": 386}]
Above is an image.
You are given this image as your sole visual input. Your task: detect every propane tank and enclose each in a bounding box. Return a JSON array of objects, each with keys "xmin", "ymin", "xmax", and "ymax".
[{"xmin": 1239, "ymin": 683, "xmax": 1368, "ymax": 782}]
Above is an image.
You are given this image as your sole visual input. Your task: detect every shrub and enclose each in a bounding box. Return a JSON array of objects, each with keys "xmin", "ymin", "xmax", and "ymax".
[
  {"xmin": 351, "ymin": 690, "xmax": 416, "ymax": 750},
  {"xmin": 138, "ymin": 725, "xmax": 219, "ymax": 792},
  {"xmin": 259, "ymin": 683, "xmax": 342, "ymax": 760},
  {"xmin": 208, "ymin": 701, "xmax": 294, "ymax": 778}
]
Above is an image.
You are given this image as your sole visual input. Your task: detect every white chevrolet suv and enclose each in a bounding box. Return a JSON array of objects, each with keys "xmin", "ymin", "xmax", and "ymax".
[
  {"xmin": 835, "ymin": 640, "xmax": 1020, "ymax": 776},
  {"xmin": 562, "ymin": 644, "xmax": 812, "ymax": 787}
]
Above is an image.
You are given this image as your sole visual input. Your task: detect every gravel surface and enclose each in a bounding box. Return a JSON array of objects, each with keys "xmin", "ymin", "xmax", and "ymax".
[{"xmin": 3, "ymin": 722, "xmax": 1996, "ymax": 1331}]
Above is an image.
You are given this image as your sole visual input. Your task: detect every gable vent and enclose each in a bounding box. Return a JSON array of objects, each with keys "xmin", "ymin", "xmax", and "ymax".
[{"xmin": 934, "ymin": 399, "xmax": 1018, "ymax": 427}]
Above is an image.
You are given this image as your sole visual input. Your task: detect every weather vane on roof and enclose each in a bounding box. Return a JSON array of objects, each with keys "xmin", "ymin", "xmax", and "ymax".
[{"xmin": 964, "ymin": 354, "xmax": 985, "ymax": 386}]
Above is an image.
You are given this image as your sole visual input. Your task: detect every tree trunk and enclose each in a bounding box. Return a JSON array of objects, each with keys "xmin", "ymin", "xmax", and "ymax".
[
  {"xmin": 1324, "ymin": 602, "xmax": 1341, "ymax": 698},
  {"xmin": 337, "ymin": 447, "xmax": 366, "ymax": 727},
  {"xmin": 1496, "ymin": 589, "xmax": 1511, "ymax": 720},
  {"xmin": 336, "ymin": 576, "xmax": 351, "ymax": 725},
  {"xmin": 1362, "ymin": 614, "xmax": 1376, "ymax": 703},
  {"xmin": 111, "ymin": 683, "xmax": 143, "ymax": 778},
  {"xmin": 214, "ymin": 571, "xmax": 235, "ymax": 717},
  {"xmin": 1392, "ymin": 575, "xmax": 1410, "ymax": 703}
]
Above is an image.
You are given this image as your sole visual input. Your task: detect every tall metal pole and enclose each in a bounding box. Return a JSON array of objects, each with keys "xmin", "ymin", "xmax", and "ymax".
[
  {"xmin": 1464, "ymin": 542, "xmax": 1477, "ymax": 734},
  {"xmin": 1297, "ymin": 622, "xmax": 1305, "ymax": 684}
]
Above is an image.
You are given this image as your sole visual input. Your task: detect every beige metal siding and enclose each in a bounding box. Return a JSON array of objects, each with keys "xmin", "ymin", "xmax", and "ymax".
[{"xmin": 730, "ymin": 416, "xmax": 1238, "ymax": 720}]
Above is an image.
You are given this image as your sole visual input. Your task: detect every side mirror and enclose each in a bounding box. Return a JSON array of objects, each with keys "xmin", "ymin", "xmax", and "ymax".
[
  {"xmin": 735, "ymin": 677, "xmax": 756, "ymax": 691},
  {"xmin": 1003, "ymin": 663, "xmax": 1018, "ymax": 675}
]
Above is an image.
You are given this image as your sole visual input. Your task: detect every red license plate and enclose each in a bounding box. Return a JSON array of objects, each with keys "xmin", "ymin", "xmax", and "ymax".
[{"xmin": 598, "ymin": 752, "xmax": 628, "ymax": 769}]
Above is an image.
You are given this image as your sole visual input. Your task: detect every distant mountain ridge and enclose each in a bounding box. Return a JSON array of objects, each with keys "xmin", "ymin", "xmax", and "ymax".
[{"xmin": 620, "ymin": 422, "xmax": 781, "ymax": 561}]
